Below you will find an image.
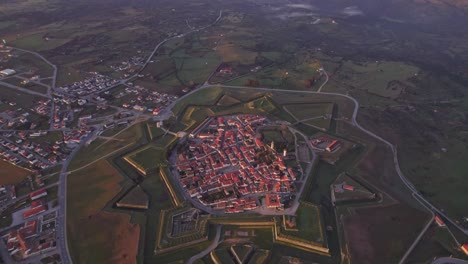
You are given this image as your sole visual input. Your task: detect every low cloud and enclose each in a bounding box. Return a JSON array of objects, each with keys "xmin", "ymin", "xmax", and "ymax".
[{"xmin": 342, "ymin": 6, "xmax": 364, "ymax": 16}]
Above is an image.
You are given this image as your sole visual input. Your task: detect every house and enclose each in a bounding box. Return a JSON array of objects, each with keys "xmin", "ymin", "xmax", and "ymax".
[
  {"xmin": 343, "ymin": 184, "xmax": 355, "ymax": 191},
  {"xmin": 219, "ymin": 67, "xmax": 233, "ymax": 74},
  {"xmin": 434, "ymin": 216, "xmax": 445, "ymax": 227},
  {"xmin": 265, "ymin": 194, "xmax": 282, "ymax": 209},
  {"xmin": 0, "ymin": 69, "xmax": 15, "ymax": 76},
  {"xmin": 29, "ymin": 189, "xmax": 47, "ymax": 200},
  {"xmin": 23, "ymin": 205, "xmax": 46, "ymax": 219},
  {"xmin": 326, "ymin": 140, "xmax": 341, "ymax": 152},
  {"xmin": 462, "ymin": 244, "xmax": 468, "ymax": 256},
  {"xmin": 152, "ymin": 107, "xmax": 161, "ymax": 115},
  {"xmin": 78, "ymin": 115, "xmax": 92, "ymax": 121}
]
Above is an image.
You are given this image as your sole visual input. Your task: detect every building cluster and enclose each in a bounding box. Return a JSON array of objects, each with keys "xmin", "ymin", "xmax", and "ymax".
[
  {"xmin": 51, "ymin": 93, "xmax": 110, "ymax": 130},
  {"xmin": 0, "ymin": 131, "xmax": 69, "ymax": 170},
  {"xmin": 0, "ymin": 185, "xmax": 16, "ymax": 203},
  {"xmin": 31, "ymin": 99, "xmax": 52, "ymax": 117},
  {"xmin": 0, "ymin": 98, "xmax": 51, "ymax": 130},
  {"xmin": 310, "ymin": 136, "xmax": 341, "ymax": 153},
  {"xmin": 109, "ymin": 83, "xmax": 177, "ymax": 114},
  {"xmin": 110, "ymin": 56, "xmax": 144, "ymax": 75},
  {"xmin": 3, "ymin": 209, "xmax": 57, "ymax": 261},
  {"xmin": 57, "ymin": 72, "xmax": 120, "ymax": 96},
  {"xmin": 0, "ymin": 44, "xmax": 13, "ymax": 61},
  {"xmin": 176, "ymin": 115, "xmax": 297, "ymax": 213}
]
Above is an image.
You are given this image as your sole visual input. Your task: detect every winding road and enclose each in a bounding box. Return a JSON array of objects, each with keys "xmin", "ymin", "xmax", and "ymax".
[{"xmin": 186, "ymin": 225, "xmax": 222, "ymax": 264}]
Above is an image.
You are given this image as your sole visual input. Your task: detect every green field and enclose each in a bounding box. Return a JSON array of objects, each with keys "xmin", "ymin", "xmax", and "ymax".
[
  {"xmin": 216, "ymin": 94, "xmax": 241, "ymax": 106},
  {"xmin": 172, "ymin": 87, "xmax": 223, "ymax": 115},
  {"xmin": 284, "ymin": 103, "xmax": 334, "ymax": 131},
  {"xmin": 67, "ymin": 159, "xmax": 139, "ymax": 264},
  {"xmin": 336, "ymin": 61, "xmax": 419, "ymax": 99},
  {"xmin": 232, "ymin": 245, "xmax": 253, "ymax": 262},
  {"xmin": 147, "ymin": 123, "xmax": 166, "ymax": 140},
  {"xmin": 332, "ymin": 173, "xmax": 376, "ymax": 203},
  {"xmin": 117, "ymin": 185, "xmax": 148, "ymax": 208},
  {"xmin": 280, "ymin": 202, "xmax": 324, "ymax": 244},
  {"xmin": 4, "ymin": 52, "xmax": 54, "ymax": 77},
  {"xmin": 213, "ymin": 248, "xmax": 235, "ymax": 264},
  {"xmin": 126, "ymin": 146, "xmax": 167, "ymax": 172},
  {"xmin": 248, "ymin": 249, "xmax": 270, "ymax": 264},
  {"xmin": 68, "ymin": 123, "xmax": 143, "ymax": 171}
]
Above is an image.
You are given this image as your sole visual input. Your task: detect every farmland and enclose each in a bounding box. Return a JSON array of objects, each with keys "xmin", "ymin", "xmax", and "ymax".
[
  {"xmin": 407, "ymin": 225, "xmax": 468, "ymax": 263},
  {"xmin": 343, "ymin": 203, "xmax": 429, "ymax": 264},
  {"xmin": 333, "ymin": 61, "xmax": 419, "ymax": 99},
  {"xmin": 0, "ymin": 159, "xmax": 32, "ymax": 185},
  {"xmin": 67, "ymin": 160, "xmax": 139, "ymax": 264}
]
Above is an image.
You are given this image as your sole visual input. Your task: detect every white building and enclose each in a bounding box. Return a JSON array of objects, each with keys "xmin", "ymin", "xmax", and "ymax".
[{"xmin": 0, "ymin": 69, "xmax": 16, "ymax": 77}]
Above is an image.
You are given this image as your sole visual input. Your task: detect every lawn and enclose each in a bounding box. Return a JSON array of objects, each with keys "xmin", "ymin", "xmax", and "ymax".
[
  {"xmin": 281, "ymin": 202, "xmax": 325, "ymax": 245},
  {"xmin": 343, "ymin": 203, "xmax": 429, "ymax": 264},
  {"xmin": 406, "ymin": 225, "xmax": 468, "ymax": 263},
  {"xmin": 213, "ymin": 248, "xmax": 235, "ymax": 264},
  {"xmin": 4, "ymin": 52, "xmax": 54, "ymax": 77},
  {"xmin": 216, "ymin": 42, "xmax": 258, "ymax": 64},
  {"xmin": 181, "ymin": 106, "xmax": 213, "ymax": 129},
  {"xmin": 12, "ymin": 33, "xmax": 71, "ymax": 52},
  {"xmin": 287, "ymin": 102, "xmax": 331, "ymax": 118},
  {"xmin": 232, "ymin": 245, "xmax": 252, "ymax": 262},
  {"xmin": 67, "ymin": 160, "xmax": 140, "ymax": 264},
  {"xmin": 29, "ymin": 131, "xmax": 63, "ymax": 144},
  {"xmin": 216, "ymin": 94, "xmax": 241, "ymax": 106},
  {"xmin": 262, "ymin": 130, "xmax": 283, "ymax": 143},
  {"xmin": 1, "ymin": 77, "xmax": 48, "ymax": 94},
  {"xmin": 175, "ymin": 50, "xmax": 220, "ymax": 85},
  {"xmin": 126, "ymin": 146, "xmax": 167, "ymax": 173},
  {"xmin": 248, "ymin": 249, "xmax": 270, "ymax": 264},
  {"xmin": 333, "ymin": 173, "xmax": 376, "ymax": 203},
  {"xmin": 172, "ymin": 87, "xmax": 223, "ymax": 115},
  {"xmin": 0, "ymin": 85, "xmax": 47, "ymax": 108},
  {"xmin": 68, "ymin": 123, "xmax": 143, "ymax": 171},
  {"xmin": 147, "ymin": 123, "xmax": 166, "ymax": 140},
  {"xmin": 0, "ymin": 159, "xmax": 31, "ymax": 185},
  {"xmin": 116, "ymin": 185, "xmax": 148, "ymax": 209},
  {"xmin": 337, "ymin": 61, "xmax": 419, "ymax": 99},
  {"xmin": 284, "ymin": 103, "xmax": 334, "ymax": 131}
]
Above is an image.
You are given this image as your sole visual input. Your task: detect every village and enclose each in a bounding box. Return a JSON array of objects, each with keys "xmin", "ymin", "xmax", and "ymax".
[
  {"xmin": 0, "ymin": 43, "xmax": 183, "ymax": 263},
  {"xmin": 175, "ymin": 114, "xmax": 299, "ymax": 214}
]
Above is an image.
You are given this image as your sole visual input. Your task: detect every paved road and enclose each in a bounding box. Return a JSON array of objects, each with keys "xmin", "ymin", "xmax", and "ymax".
[
  {"xmin": 316, "ymin": 68, "xmax": 329, "ymax": 93},
  {"xmin": 186, "ymin": 225, "xmax": 222, "ymax": 264},
  {"xmin": 399, "ymin": 194, "xmax": 435, "ymax": 264},
  {"xmin": 8, "ymin": 46, "xmax": 58, "ymax": 131},
  {"xmin": 55, "ymin": 131, "xmax": 96, "ymax": 264},
  {"xmin": 0, "ymin": 80, "xmax": 50, "ymax": 97},
  {"xmin": 431, "ymin": 257, "xmax": 468, "ymax": 264}
]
